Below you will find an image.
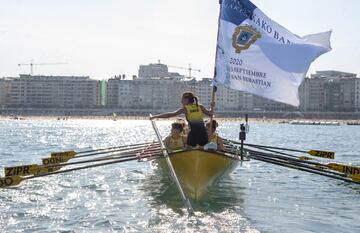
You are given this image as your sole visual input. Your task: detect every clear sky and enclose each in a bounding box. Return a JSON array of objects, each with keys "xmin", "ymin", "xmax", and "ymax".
[{"xmin": 0, "ymin": 0, "xmax": 359, "ymax": 80}]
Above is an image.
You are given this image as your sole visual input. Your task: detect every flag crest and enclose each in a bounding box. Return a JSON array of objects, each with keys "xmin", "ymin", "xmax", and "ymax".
[{"xmin": 215, "ymin": 0, "xmax": 331, "ymax": 106}]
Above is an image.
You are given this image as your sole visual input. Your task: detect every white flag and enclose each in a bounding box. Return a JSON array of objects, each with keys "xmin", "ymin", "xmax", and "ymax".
[{"xmin": 214, "ymin": 0, "xmax": 331, "ymax": 106}]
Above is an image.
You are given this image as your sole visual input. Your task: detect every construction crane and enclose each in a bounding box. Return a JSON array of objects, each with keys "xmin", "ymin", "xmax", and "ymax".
[
  {"xmin": 18, "ymin": 61, "xmax": 68, "ymax": 75},
  {"xmin": 168, "ymin": 64, "xmax": 200, "ymax": 79}
]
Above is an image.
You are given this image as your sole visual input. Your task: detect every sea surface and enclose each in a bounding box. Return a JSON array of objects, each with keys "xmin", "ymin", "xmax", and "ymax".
[{"xmin": 0, "ymin": 119, "xmax": 359, "ymax": 233}]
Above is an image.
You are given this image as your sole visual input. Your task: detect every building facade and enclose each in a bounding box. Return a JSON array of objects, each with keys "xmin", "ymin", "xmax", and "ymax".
[
  {"xmin": 1, "ymin": 75, "xmax": 101, "ymax": 108},
  {"xmin": 107, "ymin": 76, "xmax": 261, "ymax": 113},
  {"xmin": 138, "ymin": 63, "xmax": 170, "ymax": 79},
  {"xmin": 0, "ymin": 78, "xmax": 12, "ymax": 107},
  {"xmin": 107, "ymin": 76, "xmax": 182, "ymax": 112},
  {"xmin": 355, "ymin": 78, "xmax": 360, "ymax": 112},
  {"xmin": 1, "ymin": 67, "xmax": 359, "ymax": 113},
  {"xmin": 300, "ymin": 71, "xmax": 358, "ymax": 112}
]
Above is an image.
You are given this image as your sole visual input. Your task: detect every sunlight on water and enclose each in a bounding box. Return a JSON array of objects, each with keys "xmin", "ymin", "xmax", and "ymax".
[{"xmin": 0, "ymin": 119, "xmax": 360, "ymax": 232}]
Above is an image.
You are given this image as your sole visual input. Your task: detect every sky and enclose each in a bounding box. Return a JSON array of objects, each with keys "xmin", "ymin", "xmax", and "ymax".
[{"xmin": 0, "ymin": 0, "xmax": 359, "ymax": 80}]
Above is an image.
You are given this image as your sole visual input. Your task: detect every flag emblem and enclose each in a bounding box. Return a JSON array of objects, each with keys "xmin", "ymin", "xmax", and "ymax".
[{"xmin": 232, "ymin": 25, "xmax": 261, "ymax": 54}]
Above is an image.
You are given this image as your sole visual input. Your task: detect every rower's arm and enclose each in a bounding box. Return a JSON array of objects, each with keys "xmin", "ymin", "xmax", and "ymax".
[
  {"xmin": 150, "ymin": 108, "xmax": 184, "ymax": 119},
  {"xmin": 217, "ymin": 136, "xmax": 225, "ymax": 151},
  {"xmin": 163, "ymin": 136, "xmax": 170, "ymax": 148},
  {"xmin": 182, "ymin": 136, "xmax": 187, "ymax": 148},
  {"xmin": 200, "ymin": 105, "xmax": 214, "ymax": 117}
]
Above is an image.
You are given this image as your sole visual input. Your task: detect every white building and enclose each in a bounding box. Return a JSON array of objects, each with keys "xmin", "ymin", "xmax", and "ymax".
[
  {"xmin": 3, "ymin": 75, "xmax": 101, "ymax": 108},
  {"xmin": 138, "ymin": 63, "xmax": 169, "ymax": 79},
  {"xmin": 0, "ymin": 78, "xmax": 12, "ymax": 106},
  {"xmin": 355, "ymin": 78, "xmax": 360, "ymax": 111},
  {"xmin": 107, "ymin": 76, "xmax": 183, "ymax": 111}
]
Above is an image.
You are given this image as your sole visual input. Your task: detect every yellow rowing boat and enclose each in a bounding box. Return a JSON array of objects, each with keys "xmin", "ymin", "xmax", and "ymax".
[{"xmin": 154, "ymin": 149, "xmax": 239, "ymax": 200}]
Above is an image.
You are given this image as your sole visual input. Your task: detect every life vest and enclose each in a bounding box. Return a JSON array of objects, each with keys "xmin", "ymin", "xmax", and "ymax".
[
  {"xmin": 184, "ymin": 104, "xmax": 203, "ymax": 123},
  {"xmin": 169, "ymin": 135, "xmax": 185, "ymax": 150}
]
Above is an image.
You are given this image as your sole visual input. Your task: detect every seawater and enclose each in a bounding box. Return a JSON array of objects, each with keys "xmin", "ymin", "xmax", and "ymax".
[{"xmin": 0, "ymin": 119, "xmax": 359, "ymax": 233}]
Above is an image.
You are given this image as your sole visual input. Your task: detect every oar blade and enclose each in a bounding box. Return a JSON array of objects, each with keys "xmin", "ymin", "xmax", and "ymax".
[
  {"xmin": 4, "ymin": 164, "xmax": 61, "ymax": 177},
  {"xmin": 308, "ymin": 150, "xmax": 335, "ymax": 159},
  {"xmin": 42, "ymin": 155, "xmax": 73, "ymax": 165},
  {"xmin": 50, "ymin": 151, "xmax": 76, "ymax": 158},
  {"xmin": 0, "ymin": 176, "xmax": 23, "ymax": 188},
  {"xmin": 327, "ymin": 163, "xmax": 360, "ymax": 175},
  {"xmin": 4, "ymin": 164, "xmax": 39, "ymax": 177},
  {"xmin": 350, "ymin": 174, "xmax": 360, "ymax": 182}
]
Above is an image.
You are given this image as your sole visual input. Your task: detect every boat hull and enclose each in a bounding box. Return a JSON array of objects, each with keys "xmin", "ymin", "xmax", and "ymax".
[{"xmin": 155, "ymin": 149, "xmax": 239, "ymax": 200}]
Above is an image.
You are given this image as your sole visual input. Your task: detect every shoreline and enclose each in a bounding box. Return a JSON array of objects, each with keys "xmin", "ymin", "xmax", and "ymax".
[{"xmin": 0, "ymin": 115, "xmax": 359, "ymax": 124}]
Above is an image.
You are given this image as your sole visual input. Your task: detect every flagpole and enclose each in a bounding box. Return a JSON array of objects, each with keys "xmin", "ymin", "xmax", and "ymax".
[{"xmin": 209, "ymin": 0, "xmax": 222, "ymax": 138}]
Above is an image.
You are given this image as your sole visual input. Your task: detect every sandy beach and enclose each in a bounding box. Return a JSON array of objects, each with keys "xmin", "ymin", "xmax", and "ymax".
[{"xmin": 1, "ymin": 114, "xmax": 358, "ymax": 124}]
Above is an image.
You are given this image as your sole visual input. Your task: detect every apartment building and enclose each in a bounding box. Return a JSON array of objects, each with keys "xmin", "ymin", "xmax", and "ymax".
[
  {"xmin": 0, "ymin": 78, "xmax": 12, "ymax": 107},
  {"xmin": 2, "ymin": 75, "xmax": 101, "ymax": 108},
  {"xmin": 2, "ymin": 66, "xmax": 359, "ymax": 113},
  {"xmin": 354, "ymin": 78, "xmax": 360, "ymax": 112},
  {"xmin": 138, "ymin": 63, "xmax": 170, "ymax": 79},
  {"xmin": 299, "ymin": 71, "xmax": 358, "ymax": 112},
  {"xmin": 107, "ymin": 76, "xmax": 182, "ymax": 111}
]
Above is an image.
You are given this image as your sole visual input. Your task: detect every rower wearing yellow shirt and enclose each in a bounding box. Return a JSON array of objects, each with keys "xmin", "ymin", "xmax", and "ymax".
[
  {"xmin": 164, "ymin": 122, "xmax": 187, "ymax": 151},
  {"xmin": 150, "ymin": 92, "xmax": 214, "ymax": 147}
]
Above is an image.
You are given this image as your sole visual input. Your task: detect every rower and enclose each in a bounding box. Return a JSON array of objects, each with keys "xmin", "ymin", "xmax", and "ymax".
[
  {"xmin": 205, "ymin": 119, "xmax": 224, "ymax": 151},
  {"xmin": 150, "ymin": 92, "xmax": 214, "ymax": 148},
  {"xmin": 175, "ymin": 118, "xmax": 189, "ymax": 136},
  {"xmin": 163, "ymin": 122, "xmax": 187, "ymax": 152}
]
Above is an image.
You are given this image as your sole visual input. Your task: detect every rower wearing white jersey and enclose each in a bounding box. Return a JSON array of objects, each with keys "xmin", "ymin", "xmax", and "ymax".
[{"xmin": 206, "ymin": 119, "xmax": 224, "ymax": 151}]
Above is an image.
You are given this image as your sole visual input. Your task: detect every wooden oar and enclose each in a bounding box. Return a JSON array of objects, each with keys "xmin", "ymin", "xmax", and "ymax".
[
  {"xmin": 0, "ymin": 154, "xmax": 160, "ymax": 188},
  {"xmin": 317, "ymin": 163, "xmax": 360, "ymax": 176},
  {"xmin": 223, "ymin": 141, "xmax": 360, "ymax": 182},
  {"xmin": 224, "ymin": 141, "xmax": 360, "ymax": 178},
  {"xmin": 244, "ymin": 146, "xmax": 360, "ymax": 177},
  {"xmin": 225, "ymin": 139, "xmax": 335, "ymax": 159},
  {"xmin": 4, "ymin": 164, "xmax": 61, "ymax": 177},
  {"xmin": 4, "ymin": 147, "xmax": 162, "ymax": 177},
  {"xmin": 218, "ymin": 142, "xmax": 359, "ymax": 184},
  {"xmin": 243, "ymin": 148, "xmax": 360, "ymax": 183},
  {"xmin": 150, "ymin": 114, "xmax": 194, "ymax": 215},
  {"xmin": 224, "ymin": 143, "xmax": 302, "ymax": 159},
  {"xmin": 43, "ymin": 146, "xmax": 151, "ymax": 165},
  {"xmin": 246, "ymin": 152, "xmax": 360, "ymax": 184},
  {"xmin": 45, "ymin": 150, "xmax": 163, "ymax": 170},
  {"xmin": 72, "ymin": 141, "xmax": 154, "ymax": 154},
  {"xmin": 49, "ymin": 142, "xmax": 156, "ymax": 161}
]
